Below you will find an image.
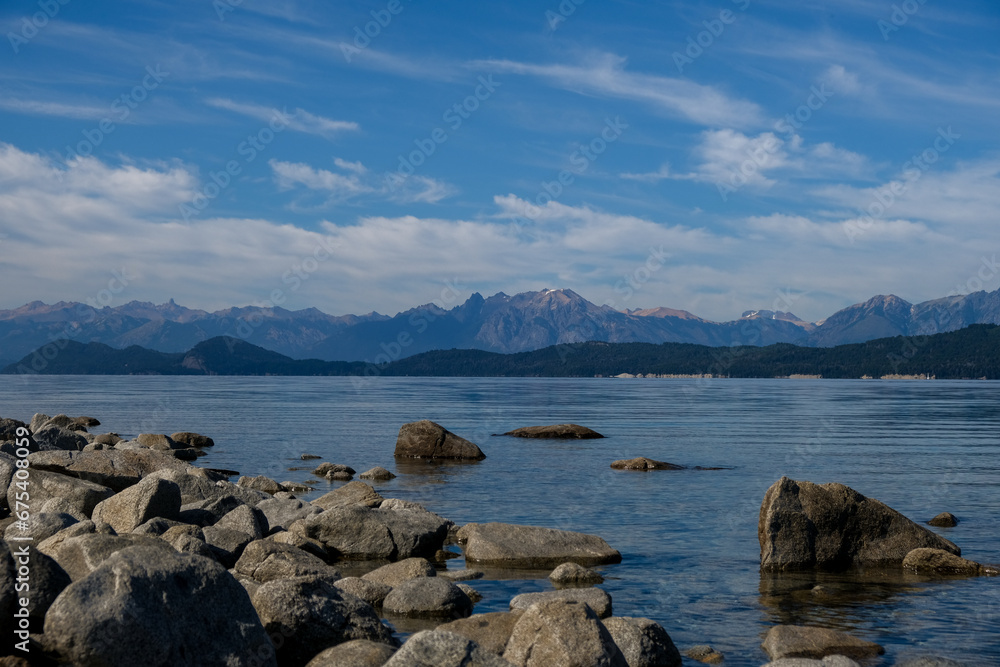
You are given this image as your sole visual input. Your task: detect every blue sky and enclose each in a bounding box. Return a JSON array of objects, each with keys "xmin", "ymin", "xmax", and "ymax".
[{"xmin": 1, "ymin": 0, "xmax": 998, "ymax": 322}]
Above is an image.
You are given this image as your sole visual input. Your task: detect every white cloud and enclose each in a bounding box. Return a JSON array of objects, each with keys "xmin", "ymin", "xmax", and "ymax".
[
  {"xmin": 206, "ymin": 98, "xmax": 359, "ymax": 138},
  {"xmin": 620, "ymin": 164, "xmax": 672, "ymax": 182},
  {"xmin": 0, "ymin": 98, "xmax": 111, "ymax": 121},
  {"xmin": 269, "ymin": 159, "xmax": 457, "ymax": 206},
  {"xmin": 820, "ymin": 65, "xmax": 864, "ymax": 97}
]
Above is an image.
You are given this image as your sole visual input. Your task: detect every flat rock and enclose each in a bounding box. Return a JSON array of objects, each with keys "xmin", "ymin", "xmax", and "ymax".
[
  {"xmin": 610, "ymin": 457, "xmax": 683, "ymax": 470},
  {"xmin": 395, "ymin": 420, "xmax": 486, "ymax": 460},
  {"xmin": 312, "ymin": 480, "xmax": 384, "ymax": 510},
  {"xmin": 383, "ymin": 630, "xmax": 513, "ymax": 667},
  {"xmin": 362, "ymin": 557, "xmax": 436, "ymax": 587},
  {"xmin": 903, "ymin": 547, "xmax": 997, "ymax": 576},
  {"xmin": 761, "ymin": 625, "xmax": 885, "ymax": 661},
  {"xmin": 28, "ymin": 449, "xmax": 191, "ymax": 492},
  {"xmin": 603, "ymin": 617, "xmax": 682, "ymax": 667},
  {"xmin": 503, "ymin": 424, "xmax": 604, "ymax": 439},
  {"xmin": 458, "ymin": 522, "xmax": 621, "ymax": 568},
  {"xmin": 305, "ymin": 639, "xmax": 398, "ymax": 667},
  {"xmin": 437, "ymin": 611, "xmax": 524, "ymax": 656},
  {"xmin": 927, "ymin": 512, "xmax": 959, "ymax": 527},
  {"xmin": 303, "ymin": 503, "xmax": 450, "ymax": 560},
  {"xmin": 382, "ymin": 576, "xmax": 473, "ymax": 619},
  {"xmin": 360, "ymin": 466, "xmax": 396, "ymax": 480},
  {"xmin": 238, "ymin": 475, "xmax": 284, "ymax": 495},
  {"xmin": 504, "ymin": 598, "xmax": 626, "ymax": 667},
  {"xmin": 549, "ymin": 561, "xmax": 604, "ymax": 586},
  {"xmin": 759, "ymin": 477, "xmax": 960, "ymax": 570},
  {"xmin": 509, "ymin": 587, "xmax": 613, "ymax": 619}
]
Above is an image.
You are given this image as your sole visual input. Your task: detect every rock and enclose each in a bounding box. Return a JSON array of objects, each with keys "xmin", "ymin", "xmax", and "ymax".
[
  {"xmin": 458, "ymin": 522, "xmax": 622, "ymax": 567},
  {"xmin": 312, "ymin": 480, "xmax": 385, "ymax": 510},
  {"xmin": 504, "ymin": 598, "xmax": 626, "ymax": 667},
  {"xmin": 329, "ymin": 471, "xmax": 354, "ymax": 481},
  {"xmin": 134, "ymin": 433, "xmax": 184, "ymax": 450},
  {"xmin": 238, "ymin": 475, "xmax": 284, "ymax": 495},
  {"xmin": 503, "ymin": 424, "xmax": 604, "ymax": 439},
  {"xmin": 440, "ymin": 568, "xmax": 485, "ymax": 582},
  {"xmin": 303, "ymin": 503, "xmax": 450, "ymax": 560},
  {"xmin": 893, "ymin": 657, "xmax": 967, "ymax": 667},
  {"xmin": 267, "ymin": 530, "xmax": 329, "ymax": 559},
  {"xmin": 362, "ymin": 557, "xmax": 436, "ymax": 587},
  {"xmin": 603, "ymin": 617, "xmax": 682, "ymax": 667},
  {"xmin": 171, "ymin": 431, "xmax": 215, "ymax": 447},
  {"xmin": 313, "ymin": 462, "xmax": 356, "ymax": 477},
  {"xmin": 32, "ymin": 426, "xmax": 89, "ymax": 451},
  {"xmin": 305, "ymin": 639, "xmax": 398, "ymax": 667},
  {"xmin": 93, "ymin": 433, "xmax": 122, "ymax": 446},
  {"xmin": 761, "ymin": 625, "xmax": 885, "ymax": 661},
  {"xmin": 903, "ymin": 547, "xmax": 997, "ymax": 576},
  {"xmin": 251, "ymin": 575, "xmax": 396, "ymax": 665},
  {"xmin": 383, "ymin": 630, "xmax": 513, "ymax": 667},
  {"xmin": 7, "ymin": 469, "xmax": 113, "ymax": 519},
  {"xmin": 215, "ymin": 503, "xmax": 269, "ymax": 539},
  {"xmin": 234, "ymin": 539, "xmax": 339, "ymax": 583},
  {"xmin": 762, "ymin": 657, "xmax": 860, "ymax": 667},
  {"xmin": 334, "ymin": 577, "xmax": 393, "ymax": 608},
  {"xmin": 458, "ymin": 583, "xmax": 483, "ymax": 603},
  {"xmin": 258, "ymin": 497, "xmax": 323, "ymax": 531},
  {"xmin": 28, "ymin": 448, "xmax": 191, "ymax": 492},
  {"xmin": 928, "ymin": 512, "xmax": 959, "ymax": 527},
  {"xmin": 29, "ymin": 413, "xmax": 50, "ymax": 433},
  {"xmin": 685, "ymin": 644, "xmax": 725, "ymax": 664},
  {"xmin": 301, "ymin": 453, "xmax": 321, "ymax": 460},
  {"xmin": 0, "ymin": 418, "xmax": 28, "ymax": 441},
  {"xmin": 203, "ymin": 525, "xmax": 255, "ymax": 567},
  {"xmin": 133, "ymin": 517, "xmax": 188, "ymax": 536},
  {"xmin": 35, "ymin": 520, "xmax": 96, "ymax": 557},
  {"xmin": 68, "ymin": 416, "xmax": 100, "ymax": 430},
  {"xmin": 49, "ymin": 533, "xmax": 175, "ymax": 580},
  {"xmin": 383, "ymin": 576, "xmax": 473, "ymax": 619},
  {"xmin": 38, "ymin": 496, "xmax": 88, "ymax": 521},
  {"xmin": 14, "ymin": 545, "xmax": 72, "ymax": 625},
  {"xmin": 360, "ymin": 466, "xmax": 396, "ymax": 480},
  {"xmin": 4, "ymin": 512, "xmax": 77, "ymax": 544},
  {"xmin": 394, "ymin": 420, "xmax": 486, "ymax": 460},
  {"xmin": 44, "ymin": 546, "xmax": 275, "ymax": 666},
  {"xmin": 758, "ymin": 477, "xmax": 961, "ymax": 570},
  {"xmin": 437, "ymin": 611, "xmax": 524, "ymax": 656},
  {"xmin": 0, "ymin": 454, "xmax": 13, "ymax": 512},
  {"xmin": 92, "ymin": 477, "xmax": 182, "ymax": 534},
  {"xmin": 549, "ymin": 562, "xmax": 604, "ymax": 586},
  {"xmin": 509, "ymin": 587, "xmax": 613, "ymax": 619},
  {"xmin": 610, "ymin": 457, "xmax": 684, "ymax": 470}
]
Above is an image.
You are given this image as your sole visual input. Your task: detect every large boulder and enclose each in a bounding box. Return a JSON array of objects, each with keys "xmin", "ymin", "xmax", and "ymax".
[
  {"xmin": 382, "ymin": 630, "xmax": 513, "ymax": 667},
  {"xmin": 509, "ymin": 587, "xmax": 613, "ymax": 619},
  {"xmin": 32, "ymin": 426, "xmax": 88, "ymax": 451},
  {"xmin": 258, "ymin": 497, "xmax": 324, "ymax": 531},
  {"xmin": 28, "ymin": 449, "xmax": 191, "ymax": 492},
  {"xmin": 602, "ymin": 617, "xmax": 682, "ymax": 667},
  {"xmin": 437, "ymin": 611, "xmax": 524, "ymax": 656},
  {"xmin": 458, "ymin": 523, "xmax": 622, "ymax": 568},
  {"xmin": 759, "ymin": 477, "xmax": 961, "ymax": 570},
  {"xmin": 503, "ymin": 424, "xmax": 604, "ymax": 439},
  {"xmin": 394, "ymin": 420, "xmax": 486, "ymax": 460},
  {"xmin": 4, "ymin": 512, "xmax": 77, "ymax": 544},
  {"xmin": 334, "ymin": 577, "xmax": 393, "ymax": 608},
  {"xmin": 504, "ymin": 598, "xmax": 626, "ymax": 667},
  {"xmin": 902, "ymin": 548, "xmax": 997, "ymax": 576},
  {"xmin": 382, "ymin": 576, "xmax": 473, "ymax": 619},
  {"xmin": 49, "ymin": 533, "xmax": 174, "ymax": 581},
  {"xmin": 92, "ymin": 477, "xmax": 182, "ymax": 534},
  {"xmin": 44, "ymin": 546, "xmax": 275, "ymax": 666},
  {"xmin": 234, "ymin": 539, "xmax": 339, "ymax": 584},
  {"xmin": 305, "ymin": 639, "xmax": 397, "ymax": 667},
  {"xmin": 301, "ymin": 503, "xmax": 450, "ymax": 560},
  {"xmin": 761, "ymin": 625, "xmax": 885, "ymax": 661},
  {"xmin": 250, "ymin": 575, "xmax": 396, "ymax": 666},
  {"xmin": 6, "ymin": 469, "xmax": 113, "ymax": 519}
]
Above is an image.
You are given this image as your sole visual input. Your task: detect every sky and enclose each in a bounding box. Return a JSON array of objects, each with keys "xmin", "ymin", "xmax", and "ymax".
[{"xmin": 1, "ymin": 0, "xmax": 998, "ymax": 323}]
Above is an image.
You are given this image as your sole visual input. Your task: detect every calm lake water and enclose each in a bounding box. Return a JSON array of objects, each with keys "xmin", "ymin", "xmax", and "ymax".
[{"xmin": 2, "ymin": 376, "xmax": 998, "ymax": 665}]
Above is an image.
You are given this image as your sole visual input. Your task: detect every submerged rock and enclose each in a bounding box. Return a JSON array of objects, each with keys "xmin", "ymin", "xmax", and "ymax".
[
  {"xmin": 458, "ymin": 522, "xmax": 621, "ymax": 568},
  {"xmin": 549, "ymin": 561, "xmax": 604, "ymax": 586},
  {"xmin": 927, "ymin": 512, "xmax": 959, "ymax": 527},
  {"xmin": 903, "ymin": 548, "xmax": 997, "ymax": 576},
  {"xmin": 609, "ymin": 457, "xmax": 683, "ymax": 470},
  {"xmin": 503, "ymin": 424, "xmax": 604, "ymax": 439},
  {"xmin": 394, "ymin": 420, "xmax": 486, "ymax": 460},
  {"xmin": 758, "ymin": 477, "xmax": 960, "ymax": 570},
  {"xmin": 761, "ymin": 625, "xmax": 885, "ymax": 661},
  {"xmin": 684, "ymin": 645, "xmax": 725, "ymax": 664},
  {"xmin": 360, "ymin": 466, "xmax": 396, "ymax": 480}
]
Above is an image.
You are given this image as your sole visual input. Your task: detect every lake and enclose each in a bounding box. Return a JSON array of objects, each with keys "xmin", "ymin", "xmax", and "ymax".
[{"xmin": 1, "ymin": 376, "xmax": 998, "ymax": 665}]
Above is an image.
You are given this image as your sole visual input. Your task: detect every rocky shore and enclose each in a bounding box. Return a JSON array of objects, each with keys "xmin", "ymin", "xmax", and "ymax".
[{"xmin": 0, "ymin": 415, "xmax": 992, "ymax": 666}]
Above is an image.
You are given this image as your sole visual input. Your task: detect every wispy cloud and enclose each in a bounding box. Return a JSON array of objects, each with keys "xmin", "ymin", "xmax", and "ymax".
[
  {"xmin": 620, "ymin": 164, "xmax": 672, "ymax": 183},
  {"xmin": 0, "ymin": 98, "xmax": 111, "ymax": 121},
  {"xmin": 206, "ymin": 98, "xmax": 359, "ymax": 138},
  {"xmin": 269, "ymin": 159, "xmax": 457, "ymax": 206},
  {"xmin": 475, "ymin": 52, "xmax": 763, "ymax": 128}
]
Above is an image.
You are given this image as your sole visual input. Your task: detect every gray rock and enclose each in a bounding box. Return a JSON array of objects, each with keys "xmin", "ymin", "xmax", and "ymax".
[
  {"xmin": 362, "ymin": 557, "xmax": 436, "ymax": 587},
  {"xmin": 503, "ymin": 424, "xmax": 604, "ymax": 439},
  {"xmin": 549, "ymin": 561, "xmax": 604, "ymax": 586},
  {"xmin": 458, "ymin": 522, "xmax": 622, "ymax": 568},
  {"xmin": 257, "ymin": 497, "xmax": 323, "ymax": 532},
  {"xmin": 394, "ymin": 420, "xmax": 486, "ymax": 460},
  {"xmin": 132, "ymin": 517, "xmax": 188, "ymax": 536},
  {"xmin": 28, "ymin": 449, "xmax": 191, "ymax": 492},
  {"xmin": 134, "ymin": 433, "xmax": 184, "ymax": 450},
  {"xmin": 168, "ymin": 533, "xmax": 217, "ymax": 560},
  {"xmin": 382, "ymin": 576, "xmax": 473, "ymax": 619},
  {"xmin": 927, "ymin": 512, "xmax": 959, "ymax": 527},
  {"xmin": 202, "ymin": 525, "xmax": 255, "ymax": 567},
  {"xmin": 234, "ymin": 539, "xmax": 339, "ymax": 584},
  {"xmin": 761, "ymin": 625, "xmax": 885, "ymax": 661},
  {"xmin": 215, "ymin": 503, "xmax": 269, "ymax": 539},
  {"xmin": 383, "ymin": 630, "xmax": 513, "ymax": 667},
  {"xmin": 251, "ymin": 575, "xmax": 396, "ymax": 666},
  {"xmin": 44, "ymin": 545, "xmax": 275, "ymax": 666},
  {"xmin": 440, "ymin": 568, "xmax": 485, "ymax": 582},
  {"xmin": 360, "ymin": 466, "xmax": 396, "ymax": 480},
  {"xmin": 762, "ymin": 656, "xmax": 861, "ymax": 667},
  {"xmin": 238, "ymin": 475, "xmax": 284, "ymax": 495},
  {"xmin": 3, "ymin": 512, "xmax": 77, "ymax": 544},
  {"xmin": 684, "ymin": 644, "xmax": 725, "ymax": 664},
  {"xmin": 92, "ymin": 477, "xmax": 182, "ymax": 534},
  {"xmin": 267, "ymin": 530, "xmax": 329, "ymax": 559},
  {"xmin": 22, "ymin": 547, "xmax": 72, "ymax": 624},
  {"xmin": 29, "ymin": 413, "xmax": 50, "ymax": 433},
  {"xmin": 147, "ymin": 467, "xmax": 225, "ymax": 504},
  {"xmin": 170, "ymin": 431, "xmax": 215, "ymax": 448},
  {"xmin": 334, "ymin": 577, "xmax": 393, "ymax": 608},
  {"xmin": 610, "ymin": 457, "xmax": 683, "ymax": 470},
  {"xmin": 32, "ymin": 426, "xmax": 89, "ymax": 451},
  {"xmin": 305, "ymin": 639, "xmax": 398, "ymax": 667},
  {"xmin": 602, "ymin": 617, "xmax": 682, "ymax": 667},
  {"xmin": 504, "ymin": 598, "xmax": 626, "ymax": 667},
  {"xmin": 303, "ymin": 503, "xmax": 450, "ymax": 560},
  {"xmin": 6, "ymin": 469, "xmax": 113, "ymax": 519},
  {"xmin": 38, "ymin": 496, "xmax": 88, "ymax": 521},
  {"xmin": 313, "ymin": 462, "xmax": 356, "ymax": 477},
  {"xmin": 893, "ymin": 657, "xmax": 967, "ymax": 667},
  {"xmin": 0, "ymin": 454, "xmax": 14, "ymax": 512},
  {"xmin": 903, "ymin": 547, "xmax": 997, "ymax": 576},
  {"xmin": 437, "ymin": 611, "xmax": 524, "ymax": 656},
  {"xmin": 49, "ymin": 532, "xmax": 175, "ymax": 581},
  {"xmin": 458, "ymin": 583, "xmax": 483, "ymax": 603},
  {"xmin": 160, "ymin": 524, "xmax": 205, "ymax": 542},
  {"xmin": 35, "ymin": 520, "xmax": 96, "ymax": 556},
  {"xmin": 510, "ymin": 587, "xmax": 613, "ymax": 619},
  {"xmin": 759, "ymin": 477, "xmax": 961, "ymax": 570},
  {"xmin": 312, "ymin": 480, "xmax": 384, "ymax": 510}
]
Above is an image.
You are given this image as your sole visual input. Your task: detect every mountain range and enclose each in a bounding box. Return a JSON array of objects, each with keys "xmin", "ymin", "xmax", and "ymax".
[{"xmin": 2, "ymin": 287, "xmax": 999, "ymax": 367}]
